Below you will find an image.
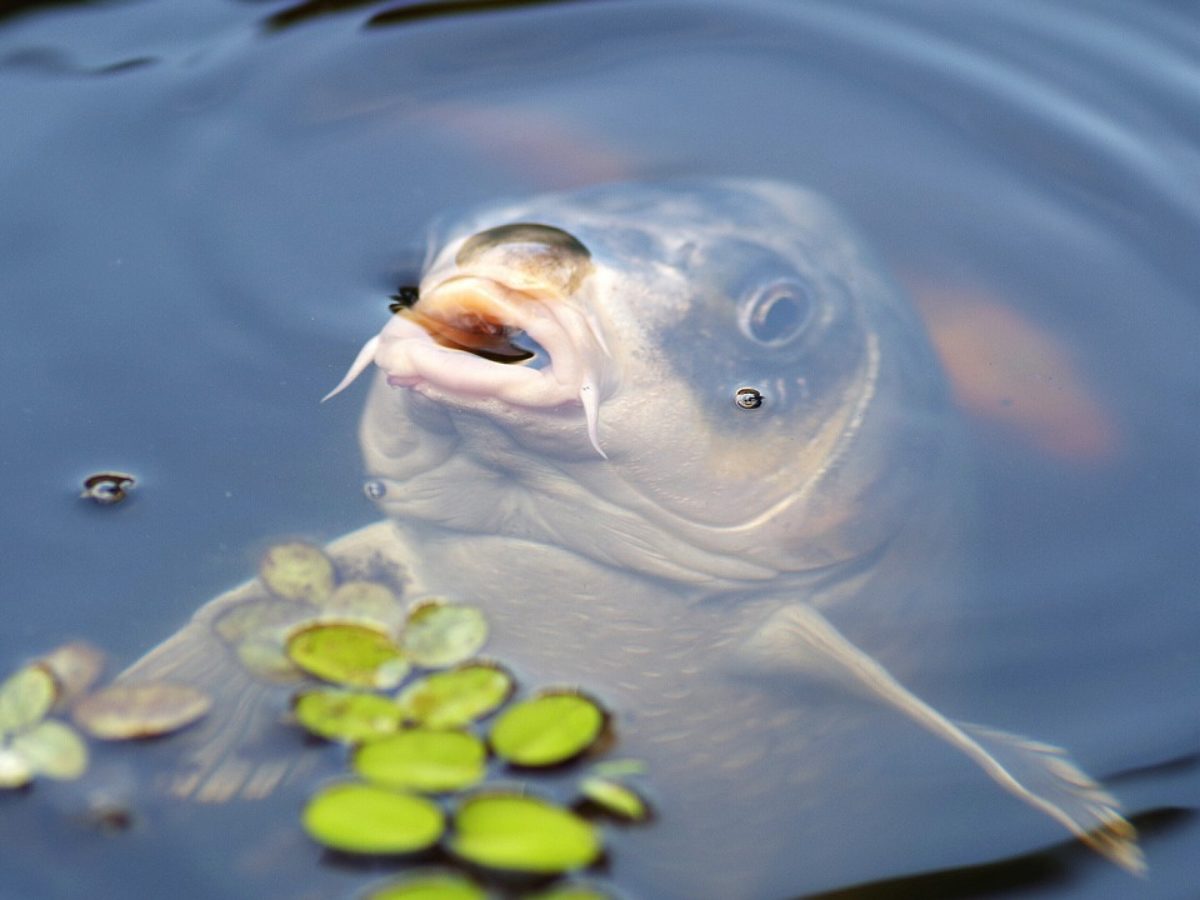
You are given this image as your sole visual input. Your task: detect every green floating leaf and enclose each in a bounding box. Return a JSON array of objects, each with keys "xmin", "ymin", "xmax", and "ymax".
[
  {"xmin": 321, "ymin": 580, "xmax": 404, "ymax": 627},
  {"xmin": 490, "ymin": 693, "xmax": 605, "ymax": 768},
  {"xmin": 0, "ymin": 748, "xmax": 34, "ymax": 789},
  {"xmin": 286, "ymin": 622, "xmax": 409, "ymax": 690},
  {"xmin": 364, "ymin": 872, "xmax": 487, "ymax": 900},
  {"xmin": 354, "ymin": 729, "xmax": 485, "ymax": 793},
  {"xmin": 72, "ymin": 681, "xmax": 211, "ymax": 740},
  {"xmin": 402, "ymin": 602, "xmax": 488, "ymax": 669},
  {"xmin": 588, "ymin": 759, "xmax": 646, "ymax": 778},
  {"xmin": 302, "ymin": 782, "xmax": 444, "ymax": 855},
  {"xmin": 450, "ymin": 792, "xmax": 601, "ymax": 874},
  {"xmin": 396, "ymin": 664, "xmax": 514, "ymax": 729},
  {"xmin": 12, "ymin": 720, "xmax": 88, "ymax": 780},
  {"xmin": 293, "ymin": 689, "xmax": 404, "ymax": 743},
  {"xmin": 260, "ymin": 542, "xmax": 336, "ymax": 604},
  {"xmin": 0, "ymin": 666, "xmax": 56, "ymax": 735},
  {"xmin": 578, "ymin": 776, "xmax": 648, "ymax": 822}
]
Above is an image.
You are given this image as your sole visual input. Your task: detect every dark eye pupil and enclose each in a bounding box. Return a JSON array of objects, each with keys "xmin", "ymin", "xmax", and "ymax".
[{"xmin": 749, "ymin": 290, "xmax": 810, "ymax": 344}]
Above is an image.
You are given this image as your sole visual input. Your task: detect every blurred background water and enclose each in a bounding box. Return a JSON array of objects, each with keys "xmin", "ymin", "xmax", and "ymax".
[{"xmin": 0, "ymin": 1, "xmax": 1197, "ymax": 897}]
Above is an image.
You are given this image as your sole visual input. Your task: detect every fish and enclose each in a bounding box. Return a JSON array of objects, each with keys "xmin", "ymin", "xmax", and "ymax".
[{"xmin": 119, "ymin": 179, "xmax": 1140, "ymax": 896}]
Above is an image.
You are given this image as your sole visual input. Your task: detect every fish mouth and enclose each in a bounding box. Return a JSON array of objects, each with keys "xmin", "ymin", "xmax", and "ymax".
[{"xmin": 325, "ymin": 275, "xmax": 610, "ymax": 456}]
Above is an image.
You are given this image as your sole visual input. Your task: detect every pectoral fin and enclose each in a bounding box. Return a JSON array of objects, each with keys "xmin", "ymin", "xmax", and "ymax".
[
  {"xmin": 116, "ymin": 520, "xmax": 412, "ymax": 803},
  {"xmin": 740, "ymin": 602, "xmax": 1144, "ymax": 874}
]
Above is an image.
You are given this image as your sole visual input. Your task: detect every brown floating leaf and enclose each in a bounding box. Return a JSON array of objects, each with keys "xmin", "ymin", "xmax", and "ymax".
[{"xmin": 73, "ymin": 681, "xmax": 212, "ymax": 740}]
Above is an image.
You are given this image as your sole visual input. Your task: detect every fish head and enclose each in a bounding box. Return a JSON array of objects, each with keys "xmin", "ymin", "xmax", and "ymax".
[{"xmin": 337, "ymin": 181, "xmax": 952, "ymax": 585}]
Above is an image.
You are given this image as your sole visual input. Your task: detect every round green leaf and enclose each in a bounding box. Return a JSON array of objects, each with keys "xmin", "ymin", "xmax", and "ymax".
[
  {"xmin": 489, "ymin": 693, "xmax": 605, "ymax": 767},
  {"xmin": 402, "ymin": 603, "xmax": 488, "ymax": 668},
  {"xmin": 364, "ymin": 872, "xmax": 487, "ymax": 900},
  {"xmin": 0, "ymin": 748, "xmax": 34, "ymax": 789},
  {"xmin": 72, "ymin": 681, "xmax": 211, "ymax": 740},
  {"xmin": 286, "ymin": 622, "xmax": 409, "ymax": 689},
  {"xmin": 39, "ymin": 642, "xmax": 106, "ymax": 709},
  {"xmin": 302, "ymin": 782, "xmax": 444, "ymax": 855},
  {"xmin": 0, "ymin": 665, "xmax": 56, "ymax": 735},
  {"xmin": 12, "ymin": 720, "xmax": 88, "ymax": 780},
  {"xmin": 396, "ymin": 664, "xmax": 513, "ymax": 729},
  {"xmin": 260, "ymin": 542, "xmax": 336, "ymax": 604},
  {"xmin": 450, "ymin": 792, "xmax": 601, "ymax": 873},
  {"xmin": 294, "ymin": 689, "xmax": 404, "ymax": 743},
  {"xmin": 578, "ymin": 777, "xmax": 648, "ymax": 822},
  {"xmin": 354, "ymin": 729, "xmax": 485, "ymax": 793}
]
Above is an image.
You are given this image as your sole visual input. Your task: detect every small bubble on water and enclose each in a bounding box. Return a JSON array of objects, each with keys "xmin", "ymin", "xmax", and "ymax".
[{"xmin": 363, "ymin": 480, "xmax": 387, "ymax": 501}]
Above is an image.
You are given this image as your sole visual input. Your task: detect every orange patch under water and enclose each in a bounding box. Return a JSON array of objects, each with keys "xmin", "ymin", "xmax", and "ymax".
[{"xmin": 911, "ymin": 283, "xmax": 1120, "ymax": 464}]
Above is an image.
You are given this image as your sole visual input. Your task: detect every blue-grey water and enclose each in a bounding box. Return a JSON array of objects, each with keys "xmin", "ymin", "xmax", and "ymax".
[{"xmin": 1, "ymin": 1, "xmax": 1198, "ymax": 897}]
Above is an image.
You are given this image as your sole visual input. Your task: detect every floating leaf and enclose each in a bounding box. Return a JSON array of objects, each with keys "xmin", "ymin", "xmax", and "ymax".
[
  {"xmin": 396, "ymin": 664, "xmax": 514, "ymax": 729},
  {"xmin": 302, "ymin": 782, "xmax": 444, "ymax": 855},
  {"xmin": 322, "ymin": 580, "xmax": 404, "ymax": 627},
  {"xmin": 73, "ymin": 681, "xmax": 211, "ymax": 740},
  {"xmin": 39, "ymin": 643, "xmax": 106, "ymax": 709},
  {"xmin": 0, "ymin": 748, "xmax": 34, "ymax": 789},
  {"xmin": 578, "ymin": 777, "xmax": 648, "ymax": 822},
  {"xmin": 364, "ymin": 872, "xmax": 487, "ymax": 900},
  {"xmin": 0, "ymin": 666, "xmax": 56, "ymax": 735},
  {"xmin": 214, "ymin": 597, "xmax": 314, "ymax": 645},
  {"xmin": 260, "ymin": 542, "xmax": 335, "ymax": 604},
  {"xmin": 11, "ymin": 720, "xmax": 88, "ymax": 780},
  {"xmin": 354, "ymin": 729, "xmax": 486, "ymax": 793},
  {"xmin": 293, "ymin": 689, "xmax": 404, "ymax": 743},
  {"xmin": 286, "ymin": 622, "xmax": 409, "ymax": 689},
  {"xmin": 450, "ymin": 792, "xmax": 601, "ymax": 873},
  {"xmin": 490, "ymin": 693, "xmax": 605, "ymax": 768},
  {"xmin": 402, "ymin": 602, "xmax": 488, "ymax": 668}
]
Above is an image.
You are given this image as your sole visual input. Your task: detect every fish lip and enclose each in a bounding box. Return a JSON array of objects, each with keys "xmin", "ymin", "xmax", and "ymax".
[{"xmin": 379, "ymin": 274, "xmax": 587, "ymax": 408}]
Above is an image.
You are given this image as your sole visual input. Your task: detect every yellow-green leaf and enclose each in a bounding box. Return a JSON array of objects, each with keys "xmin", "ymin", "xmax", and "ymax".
[
  {"xmin": 286, "ymin": 622, "xmax": 409, "ymax": 689},
  {"xmin": 489, "ymin": 693, "xmax": 605, "ymax": 768},
  {"xmin": 12, "ymin": 720, "xmax": 88, "ymax": 780},
  {"xmin": 293, "ymin": 689, "xmax": 404, "ymax": 743},
  {"xmin": 0, "ymin": 666, "xmax": 57, "ymax": 735},
  {"xmin": 354, "ymin": 729, "xmax": 486, "ymax": 793},
  {"xmin": 302, "ymin": 782, "xmax": 444, "ymax": 855},
  {"xmin": 449, "ymin": 792, "xmax": 601, "ymax": 873},
  {"xmin": 578, "ymin": 776, "xmax": 648, "ymax": 822},
  {"xmin": 396, "ymin": 664, "xmax": 513, "ymax": 729}
]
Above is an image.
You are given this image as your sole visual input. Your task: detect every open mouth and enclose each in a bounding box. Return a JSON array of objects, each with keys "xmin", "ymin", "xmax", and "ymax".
[{"xmin": 324, "ymin": 275, "xmax": 608, "ymax": 455}]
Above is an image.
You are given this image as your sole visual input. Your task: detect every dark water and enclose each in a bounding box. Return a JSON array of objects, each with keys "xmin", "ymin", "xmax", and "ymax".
[{"xmin": 1, "ymin": 0, "xmax": 1197, "ymax": 897}]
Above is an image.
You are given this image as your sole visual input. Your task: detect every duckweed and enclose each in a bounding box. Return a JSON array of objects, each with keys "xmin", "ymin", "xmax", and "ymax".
[
  {"xmin": 489, "ymin": 693, "xmax": 605, "ymax": 767},
  {"xmin": 449, "ymin": 792, "xmax": 601, "ymax": 873},
  {"xmin": 260, "ymin": 541, "xmax": 336, "ymax": 604},
  {"xmin": 293, "ymin": 689, "xmax": 404, "ymax": 743},
  {"xmin": 395, "ymin": 664, "xmax": 513, "ymax": 729},
  {"xmin": 286, "ymin": 622, "xmax": 409, "ymax": 690},
  {"xmin": 72, "ymin": 681, "xmax": 211, "ymax": 740},
  {"xmin": 578, "ymin": 776, "xmax": 649, "ymax": 822},
  {"xmin": 302, "ymin": 781, "xmax": 444, "ymax": 855},
  {"xmin": 354, "ymin": 729, "xmax": 486, "ymax": 793},
  {"xmin": 363, "ymin": 872, "xmax": 487, "ymax": 900}
]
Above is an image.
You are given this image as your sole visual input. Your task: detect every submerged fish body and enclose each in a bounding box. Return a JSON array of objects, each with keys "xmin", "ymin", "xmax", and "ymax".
[{"xmin": 122, "ymin": 180, "xmax": 1139, "ymax": 896}]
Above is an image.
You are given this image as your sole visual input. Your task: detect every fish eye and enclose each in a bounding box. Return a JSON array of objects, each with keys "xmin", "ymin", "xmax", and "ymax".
[
  {"xmin": 734, "ymin": 387, "xmax": 763, "ymax": 410},
  {"xmin": 740, "ymin": 280, "xmax": 814, "ymax": 346}
]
